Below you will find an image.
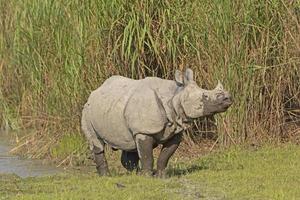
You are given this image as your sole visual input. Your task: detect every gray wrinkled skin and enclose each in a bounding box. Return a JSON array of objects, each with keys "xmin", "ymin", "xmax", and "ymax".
[{"xmin": 81, "ymin": 68, "xmax": 232, "ymax": 175}]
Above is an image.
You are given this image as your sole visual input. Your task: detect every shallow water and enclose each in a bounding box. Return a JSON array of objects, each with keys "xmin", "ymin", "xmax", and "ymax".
[{"xmin": 0, "ymin": 131, "xmax": 62, "ymax": 178}]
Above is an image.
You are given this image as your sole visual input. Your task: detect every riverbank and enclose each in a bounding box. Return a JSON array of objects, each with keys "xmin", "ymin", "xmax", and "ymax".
[
  {"xmin": 1, "ymin": 144, "xmax": 299, "ymax": 200},
  {"xmin": 0, "ymin": 131, "xmax": 62, "ymax": 178}
]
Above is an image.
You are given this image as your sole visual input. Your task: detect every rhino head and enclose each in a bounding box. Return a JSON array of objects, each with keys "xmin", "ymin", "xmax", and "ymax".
[{"xmin": 172, "ymin": 68, "xmax": 232, "ymax": 121}]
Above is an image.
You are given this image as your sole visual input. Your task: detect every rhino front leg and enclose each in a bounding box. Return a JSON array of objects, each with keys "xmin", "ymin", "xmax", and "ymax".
[
  {"xmin": 135, "ymin": 134, "xmax": 155, "ymax": 176},
  {"xmin": 93, "ymin": 145, "xmax": 110, "ymax": 176},
  {"xmin": 156, "ymin": 133, "xmax": 182, "ymax": 178}
]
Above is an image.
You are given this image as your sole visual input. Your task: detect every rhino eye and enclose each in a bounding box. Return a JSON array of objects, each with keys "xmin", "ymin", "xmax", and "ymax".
[
  {"xmin": 216, "ymin": 93, "xmax": 224, "ymax": 100},
  {"xmin": 203, "ymin": 94, "xmax": 209, "ymax": 100},
  {"xmin": 196, "ymin": 104, "xmax": 203, "ymax": 110}
]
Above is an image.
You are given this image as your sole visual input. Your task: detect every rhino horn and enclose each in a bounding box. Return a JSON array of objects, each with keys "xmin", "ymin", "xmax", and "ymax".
[{"xmin": 215, "ymin": 80, "xmax": 224, "ymax": 90}]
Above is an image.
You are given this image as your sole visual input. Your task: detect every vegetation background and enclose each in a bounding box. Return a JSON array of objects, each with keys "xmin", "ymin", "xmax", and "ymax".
[{"xmin": 0, "ymin": 0, "xmax": 299, "ymax": 161}]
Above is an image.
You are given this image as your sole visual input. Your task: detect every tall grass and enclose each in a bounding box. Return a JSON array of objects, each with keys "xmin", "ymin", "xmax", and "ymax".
[{"xmin": 0, "ymin": 0, "xmax": 299, "ymax": 158}]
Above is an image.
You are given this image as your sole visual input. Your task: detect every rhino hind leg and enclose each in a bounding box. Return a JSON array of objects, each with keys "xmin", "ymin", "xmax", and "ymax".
[
  {"xmin": 81, "ymin": 106, "xmax": 109, "ymax": 176},
  {"xmin": 121, "ymin": 151, "xmax": 139, "ymax": 171},
  {"xmin": 93, "ymin": 145, "xmax": 109, "ymax": 176}
]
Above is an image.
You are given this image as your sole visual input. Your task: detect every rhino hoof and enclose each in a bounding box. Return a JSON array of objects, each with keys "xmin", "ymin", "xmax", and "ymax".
[
  {"xmin": 155, "ymin": 170, "xmax": 168, "ymax": 179},
  {"xmin": 137, "ymin": 169, "xmax": 154, "ymax": 177},
  {"xmin": 96, "ymin": 166, "xmax": 110, "ymax": 176}
]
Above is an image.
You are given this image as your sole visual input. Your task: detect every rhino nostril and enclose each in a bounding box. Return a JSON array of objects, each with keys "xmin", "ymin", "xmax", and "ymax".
[
  {"xmin": 223, "ymin": 96, "xmax": 233, "ymax": 105},
  {"xmin": 217, "ymin": 93, "xmax": 232, "ymax": 103}
]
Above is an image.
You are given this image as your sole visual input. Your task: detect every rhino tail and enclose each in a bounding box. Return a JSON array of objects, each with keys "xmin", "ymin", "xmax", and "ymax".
[{"xmin": 81, "ymin": 103, "xmax": 105, "ymax": 152}]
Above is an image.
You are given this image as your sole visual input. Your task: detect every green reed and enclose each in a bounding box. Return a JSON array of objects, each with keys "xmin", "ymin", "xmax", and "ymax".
[{"xmin": 0, "ymin": 0, "xmax": 299, "ymax": 158}]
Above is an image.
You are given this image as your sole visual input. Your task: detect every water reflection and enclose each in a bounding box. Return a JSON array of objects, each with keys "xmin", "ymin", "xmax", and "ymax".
[{"xmin": 0, "ymin": 131, "xmax": 62, "ymax": 178}]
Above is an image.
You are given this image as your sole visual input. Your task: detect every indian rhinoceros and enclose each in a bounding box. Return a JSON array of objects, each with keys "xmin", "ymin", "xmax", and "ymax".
[{"xmin": 81, "ymin": 68, "xmax": 232, "ymax": 177}]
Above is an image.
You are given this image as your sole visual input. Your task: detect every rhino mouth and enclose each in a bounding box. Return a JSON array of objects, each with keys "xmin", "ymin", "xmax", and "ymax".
[
  {"xmin": 208, "ymin": 100, "xmax": 232, "ymax": 114},
  {"xmin": 219, "ymin": 102, "xmax": 232, "ymax": 111},
  {"xmin": 222, "ymin": 101, "xmax": 232, "ymax": 108},
  {"xmin": 220, "ymin": 97, "xmax": 233, "ymax": 108}
]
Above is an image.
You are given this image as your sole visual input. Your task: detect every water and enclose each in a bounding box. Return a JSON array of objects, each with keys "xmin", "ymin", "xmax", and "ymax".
[{"xmin": 0, "ymin": 131, "xmax": 62, "ymax": 178}]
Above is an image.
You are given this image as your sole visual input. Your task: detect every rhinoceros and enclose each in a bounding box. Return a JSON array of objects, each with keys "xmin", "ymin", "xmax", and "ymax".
[{"xmin": 81, "ymin": 68, "xmax": 232, "ymax": 177}]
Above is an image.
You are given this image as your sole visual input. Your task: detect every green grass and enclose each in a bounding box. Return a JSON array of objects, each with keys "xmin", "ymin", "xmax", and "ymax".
[
  {"xmin": 0, "ymin": 174, "xmax": 182, "ymax": 200},
  {"xmin": 1, "ymin": 145, "xmax": 300, "ymax": 200},
  {"xmin": 187, "ymin": 145, "xmax": 300, "ymax": 199}
]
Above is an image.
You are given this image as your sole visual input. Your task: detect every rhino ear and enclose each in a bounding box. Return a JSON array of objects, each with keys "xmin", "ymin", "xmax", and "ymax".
[
  {"xmin": 175, "ymin": 70, "xmax": 184, "ymax": 86},
  {"xmin": 184, "ymin": 68, "xmax": 194, "ymax": 84}
]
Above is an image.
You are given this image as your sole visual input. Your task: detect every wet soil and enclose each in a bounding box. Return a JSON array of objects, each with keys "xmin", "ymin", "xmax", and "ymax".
[{"xmin": 0, "ymin": 131, "xmax": 62, "ymax": 178}]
